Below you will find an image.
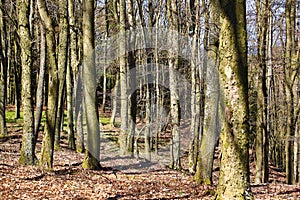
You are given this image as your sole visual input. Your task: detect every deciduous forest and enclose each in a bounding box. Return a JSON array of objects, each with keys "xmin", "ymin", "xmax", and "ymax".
[{"xmin": 0, "ymin": 0, "xmax": 300, "ymax": 199}]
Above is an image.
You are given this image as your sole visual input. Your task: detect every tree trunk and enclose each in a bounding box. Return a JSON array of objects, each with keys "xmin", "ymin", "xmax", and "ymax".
[
  {"xmin": 285, "ymin": 0, "xmax": 297, "ymax": 185},
  {"xmin": 195, "ymin": 0, "xmax": 220, "ymax": 185},
  {"xmin": 255, "ymin": 0, "xmax": 269, "ymax": 184},
  {"xmin": 18, "ymin": 0, "xmax": 36, "ymax": 165},
  {"xmin": 119, "ymin": 0, "xmax": 128, "ymax": 156},
  {"xmin": 54, "ymin": 0, "xmax": 69, "ymax": 150},
  {"xmin": 34, "ymin": 23, "xmax": 46, "ymax": 141},
  {"xmin": 167, "ymin": 0, "xmax": 181, "ymax": 170},
  {"xmin": 126, "ymin": 0, "xmax": 136, "ymax": 156},
  {"xmin": 82, "ymin": 0, "xmax": 101, "ymax": 170},
  {"xmin": 214, "ymin": 0, "xmax": 253, "ymax": 199},
  {"xmin": 110, "ymin": 78, "xmax": 118, "ymax": 125},
  {"xmin": 37, "ymin": 0, "xmax": 59, "ymax": 170},
  {"xmin": 0, "ymin": 0, "xmax": 7, "ymax": 136}
]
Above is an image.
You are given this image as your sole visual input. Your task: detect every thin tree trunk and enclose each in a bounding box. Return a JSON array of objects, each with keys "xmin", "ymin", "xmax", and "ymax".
[
  {"xmin": 34, "ymin": 23, "xmax": 46, "ymax": 141},
  {"xmin": 167, "ymin": 0, "xmax": 181, "ymax": 170},
  {"xmin": 119, "ymin": 0, "xmax": 128, "ymax": 156},
  {"xmin": 0, "ymin": 0, "xmax": 7, "ymax": 136},
  {"xmin": 255, "ymin": 0, "xmax": 269, "ymax": 184},
  {"xmin": 54, "ymin": 0, "xmax": 69, "ymax": 150},
  {"xmin": 110, "ymin": 78, "xmax": 118, "ymax": 126},
  {"xmin": 285, "ymin": 0, "xmax": 297, "ymax": 185}
]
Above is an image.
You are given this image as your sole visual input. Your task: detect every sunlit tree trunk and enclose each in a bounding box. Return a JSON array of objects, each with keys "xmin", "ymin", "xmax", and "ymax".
[
  {"xmin": 66, "ymin": 0, "xmax": 75, "ymax": 150},
  {"xmin": 82, "ymin": 0, "xmax": 101, "ymax": 169},
  {"xmin": 19, "ymin": 0, "xmax": 36, "ymax": 165},
  {"xmin": 188, "ymin": 0, "xmax": 200, "ymax": 174},
  {"xmin": 37, "ymin": 0, "xmax": 59, "ymax": 169},
  {"xmin": 214, "ymin": 0, "xmax": 253, "ymax": 199},
  {"xmin": 119, "ymin": 0, "xmax": 128, "ymax": 156},
  {"xmin": 34, "ymin": 23, "xmax": 46, "ymax": 142},
  {"xmin": 195, "ymin": 0, "xmax": 220, "ymax": 185},
  {"xmin": 167, "ymin": 0, "xmax": 181, "ymax": 170},
  {"xmin": 126, "ymin": 0, "xmax": 136, "ymax": 156}
]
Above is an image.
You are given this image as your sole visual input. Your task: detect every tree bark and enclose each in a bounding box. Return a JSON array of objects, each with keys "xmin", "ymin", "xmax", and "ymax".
[
  {"xmin": 214, "ymin": 0, "xmax": 253, "ymax": 199},
  {"xmin": 167, "ymin": 0, "xmax": 181, "ymax": 170},
  {"xmin": 82, "ymin": 0, "xmax": 101, "ymax": 169},
  {"xmin": 54, "ymin": 0, "xmax": 69, "ymax": 150},
  {"xmin": 37, "ymin": 0, "xmax": 59, "ymax": 169},
  {"xmin": 0, "ymin": 0, "xmax": 7, "ymax": 136},
  {"xmin": 195, "ymin": 0, "xmax": 220, "ymax": 185},
  {"xmin": 18, "ymin": 0, "xmax": 36, "ymax": 165},
  {"xmin": 285, "ymin": 0, "xmax": 298, "ymax": 185},
  {"xmin": 119, "ymin": 0, "xmax": 128, "ymax": 156},
  {"xmin": 34, "ymin": 23, "xmax": 46, "ymax": 142}
]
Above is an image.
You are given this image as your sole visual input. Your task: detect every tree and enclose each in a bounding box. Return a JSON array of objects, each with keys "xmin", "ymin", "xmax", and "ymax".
[
  {"xmin": 118, "ymin": 0, "xmax": 128, "ymax": 156},
  {"xmin": 37, "ymin": 0, "xmax": 59, "ymax": 169},
  {"xmin": 0, "ymin": 0, "xmax": 7, "ymax": 136},
  {"xmin": 18, "ymin": 0, "xmax": 36, "ymax": 165},
  {"xmin": 255, "ymin": 0, "xmax": 269, "ymax": 184},
  {"xmin": 54, "ymin": 0, "xmax": 69, "ymax": 150},
  {"xmin": 34, "ymin": 22, "xmax": 46, "ymax": 143},
  {"xmin": 188, "ymin": 0, "xmax": 202, "ymax": 175},
  {"xmin": 214, "ymin": 0, "xmax": 253, "ymax": 199},
  {"xmin": 284, "ymin": 0, "xmax": 298, "ymax": 185},
  {"xmin": 81, "ymin": 0, "xmax": 101, "ymax": 170},
  {"xmin": 195, "ymin": 0, "xmax": 220, "ymax": 185},
  {"xmin": 167, "ymin": 0, "xmax": 181, "ymax": 170}
]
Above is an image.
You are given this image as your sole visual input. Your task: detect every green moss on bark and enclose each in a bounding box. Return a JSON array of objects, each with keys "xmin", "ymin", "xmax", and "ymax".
[{"xmin": 82, "ymin": 151, "xmax": 102, "ymax": 170}]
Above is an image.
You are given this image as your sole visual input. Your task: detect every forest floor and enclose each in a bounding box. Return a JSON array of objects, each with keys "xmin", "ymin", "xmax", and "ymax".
[{"xmin": 1, "ymin": 113, "xmax": 300, "ymax": 199}]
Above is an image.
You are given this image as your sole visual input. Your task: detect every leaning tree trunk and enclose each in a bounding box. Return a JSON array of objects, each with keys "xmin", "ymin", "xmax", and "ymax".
[
  {"xmin": 214, "ymin": 0, "xmax": 253, "ymax": 199},
  {"xmin": 34, "ymin": 23, "xmax": 46, "ymax": 142},
  {"xmin": 37, "ymin": 0, "xmax": 59, "ymax": 170},
  {"xmin": 81, "ymin": 0, "xmax": 101, "ymax": 170},
  {"xmin": 18, "ymin": 0, "xmax": 36, "ymax": 165}
]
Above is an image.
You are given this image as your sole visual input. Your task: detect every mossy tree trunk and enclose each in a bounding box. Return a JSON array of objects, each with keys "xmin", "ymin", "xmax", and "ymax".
[
  {"xmin": 18, "ymin": 0, "xmax": 36, "ymax": 165},
  {"xmin": 195, "ymin": 0, "xmax": 220, "ymax": 185},
  {"xmin": 37, "ymin": 0, "xmax": 59, "ymax": 170},
  {"xmin": 82, "ymin": 0, "xmax": 101, "ymax": 170},
  {"xmin": 214, "ymin": 0, "xmax": 253, "ymax": 199}
]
